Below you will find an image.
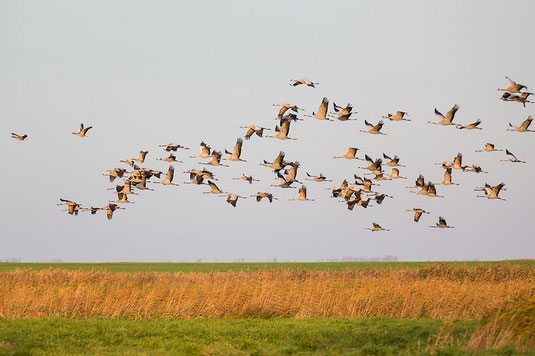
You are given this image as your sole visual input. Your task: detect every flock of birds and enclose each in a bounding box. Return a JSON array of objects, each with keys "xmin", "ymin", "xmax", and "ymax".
[{"xmin": 11, "ymin": 76, "xmax": 533, "ymax": 231}]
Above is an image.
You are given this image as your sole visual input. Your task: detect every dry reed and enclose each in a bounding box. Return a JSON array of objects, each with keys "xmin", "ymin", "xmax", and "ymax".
[
  {"xmin": 0, "ymin": 264, "xmax": 533, "ymax": 319},
  {"xmin": 468, "ymin": 292, "xmax": 535, "ymax": 350}
]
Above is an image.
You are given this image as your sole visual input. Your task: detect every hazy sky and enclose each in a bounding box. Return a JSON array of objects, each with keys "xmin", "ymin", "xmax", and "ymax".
[{"xmin": 1, "ymin": 0, "xmax": 534, "ymax": 262}]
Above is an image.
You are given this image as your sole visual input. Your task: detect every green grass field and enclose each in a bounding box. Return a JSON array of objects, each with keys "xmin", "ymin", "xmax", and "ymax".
[
  {"xmin": 0, "ymin": 318, "xmax": 484, "ymax": 355},
  {"xmin": 0, "ymin": 260, "xmax": 533, "ymax": 273}
]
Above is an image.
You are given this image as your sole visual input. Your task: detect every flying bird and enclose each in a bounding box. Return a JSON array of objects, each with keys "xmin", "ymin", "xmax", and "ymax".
[
  {"xmin": 383, "ymin": 111, "xmax": 410, "ymax": 121},
  {"xmin": 429, "ymin": 105, "xmax": 459, "ymax": 126},
  {"xmin": 430, "ymin": 216, "xmax": 454, "ymax": 229},
  {"xmin": 507, "ymin": 116, "xmax": 533, "ymax": 132},
  {"xmin": 360, "ymin": 120, "xmax": 387, "ymax": 135},
  {"xmin": 225, "ymin": 138, "xmax": 246, "ymax": 162},
  {"xmin": 366, "ymin": 223, "xmax": 390, "ymax": 232},
  {"xmin": 289, "ymin": 185, "xmax": 314, "ymax": 201},
  {"xmin": 456, "ymin": 119, "xmax": 482, "ymax": 130},
  {"xmin": 406, "ymin": 208, "xmax": 430, "ymax": 222},
  {"xmin": 240, "ymin": 125, "xmax": 270, "ymax": 139},
  {"xmin": 72, "ymin": 123, "xmax": 92, "ymax": 137},
  {"xmin": 250, "ymin": 192, "xmax": 277, "ymax": 203},
  {"xmin": 497, "ymin": 76, "xmax": 527, "ymax": 93},
  {"xmin": 501, "ymin": 150, "xmax": 526, "ymax": 163},
  {"xmin": 11, "ymin": 133, "xmax": 28, "ymax": 141},
  {"xmin": 304, "ymin": 97, "xmax": 331, "ymax": 121},
  {"xmin": 475, "ymin": 143, "xmax": 502, "ymax": 153},
  {"xmin": 289, "ymin": 78, "xmax": 318, "ymax": 87}
]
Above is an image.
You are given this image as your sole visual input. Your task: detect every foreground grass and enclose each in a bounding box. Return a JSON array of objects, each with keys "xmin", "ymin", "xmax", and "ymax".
[
  {"xmin": 0, "ymin": 260, "xmax": 534, "ymax": 273},
  {"xmin": 0, "ymin": 318, "xmax": 482, "ymax": 355}
]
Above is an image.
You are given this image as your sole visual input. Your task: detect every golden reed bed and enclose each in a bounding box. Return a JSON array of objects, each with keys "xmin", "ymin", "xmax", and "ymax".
[{"xmin": 1, "ymin": 265, "xmax": 533, "ymax": 319}]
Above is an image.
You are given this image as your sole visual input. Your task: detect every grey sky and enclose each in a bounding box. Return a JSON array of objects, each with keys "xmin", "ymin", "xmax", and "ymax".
[{"xmin": 1, "ymin": 0, "xmax": 534, "ymax": 262}]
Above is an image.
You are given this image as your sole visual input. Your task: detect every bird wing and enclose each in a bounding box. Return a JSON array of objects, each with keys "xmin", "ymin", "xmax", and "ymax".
[
  {"xmin": 493, "ymin": 183, "xmax": 505, "ymax": 195},
  {"xmin": 414, "ymin": 211, "xmax": 422, "ymax": 222},
  {"xmin": 444, "ymin": 168, "xmax": 452, "ymax": 183},
  {"xmin": 245, "ymin": 128, "xmax": 255, "ymax": 139},
  {"xmin": 373, "ymin": 121, "xmax": 384, "ymax": 131},
  {"xmin": 520, "ymin": 117, "xmax": 533, "ymax": 130},
  {"xmin": 278, "ymin": 106, "xmax": 289, "ymax": 118},
  {"xmin": 364, "ymin": 120, "xmax": 374, "ymax": 129},
  {"xmin": 280, "ymin": 119, "xmax": 290, "ymax": 136},
  {"xmin": 434, "ymin": 108, "xmax": 445, "ymax": 121},
  {"xmin": 233, "ymin": 138, "xmax": 243, "ymax": 157},
  {"xmin": 317, "ymin": 97, "xmax": 329, "ymax": 119},
  {"xmin": 505, "ymin": 149, "xmax": 516, "ymax": 160},
  {"xmin": 165, "ymin": 166, "xmax": 174, "ymax": 182},
  {"xmin": 444, "ymin": 104, "xmax": 459, "ymax": 123},
  {"xmin": 372, "ymin": 223, "xmax": 380, "ymax": 228},
  {"xmin": 299, "ymin": 186, "xmax": 307, "ymax": 199},
  {"xmin": 505, "ymin": 76, "xmax": 516, "ymax": 87}
]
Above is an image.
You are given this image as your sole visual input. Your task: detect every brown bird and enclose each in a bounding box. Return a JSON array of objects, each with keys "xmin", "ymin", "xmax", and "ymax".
[
  {"xmin": 156, "ymin": 153, "xmax": 181, "ymax": 162},
  {"xmin": 388, "ymin": 168, "xmax": 406, "ymax": 179},
  {"xmin": 224, "ymin": 193, "xmax": 246, "ymax": 207},
  {"xmin": 271, "ymin": 172, "xmax": 296, "ymax": 188},
  {"xmin": 260, "ymin": 151, "xmax": 287, "ymax": 171},
  {"xmin": 507, "ymin": 116, "xmax": 533, "ymax": 132},
  {"xmin": 501, "ymin": 150, "xmax": 526, "ymax": 163},
  {"xmin": 360, "ymin": 120, "xmax": 387, "ymax": 135},
  {"xmin": 105, "ymin": 203, "xmax": 124, "ymax": 220},
  {"xmin": 465, "ymin": 165, "xmax": 487, "ymax": 174},
  {"xmin": 272, "ymin": 103, "xmax": 303, "ymax": 118},
  {"xmin": 103, "ymin": 168, "xmax": 127, "ymax": 182},
  {"xmin": 82, "ymin": 207, "xmax": 103, "ymax": 215},
  {"xmin": 430, "ymin": 216, "xmax": 454, "ymax": 228},
  {"xmin": 134, "ymin": 151, "xmax": 149, "ymax": 163},
  {"xmin": 190, "ymin": 141, "xmax": 212, "ymax": 158},
  {"xmin": 233, "ymin": 174, "xmax": 259, "ymax": 184},
  {"xmin": 329, "ymin": 103, "xmax": 356, "ymax": 120},
  {"xmin": 289, "ymin": 185, "xmax": 314, "ymax": 201},
  {"xmin": 366, "ymin": 223, "xmax": 390, "ymax": 232},
  {"xmin": 383, "ymin": 111, "xmax": 410, "ymax": 121},
  {"xmin": 406, "ymin": 208, "xmax": 430, "ymax": 223},
  {"xmin": 305, "ymin": 172, "xmax": 332, "ymax": 182},
  {"xmin": 383, "ymin": 153, "xmax": 404, "ymax": 167},
  {"xmin": 266, "ymin": 117, "xmax": 296, "ymax": 140},
  {"xmin": 436, "ymin": 168, "xmax": 458, "ymax": 186},
  {"xmin": 225, "ymin": 138, "xmax": 246, "ymax": 161},
  {"xmin": 475, "ymin": 143, "xmax": 502, "ymax": 153},
  {"xmin": 159, "ymin": 143, "xmax": 189, "ymax": 151},
  {"xmin": 111, "ymin": 192, "xmax": 135, "ymax": 204},
  {"xmin": 11, "ymin": 133, "xmax": 28, "ymax": 141},
  {"xmin": 476, "ymin": 182, "xmax": 505, "ymax": 200},
  {"xmin": 406, "ymin": 174, "xmax": 425, "ymax": 189},
  {"xmin": 429, "ymin": 105, "xmax": 459, "ymax": 125},
  {"xmin": 497, "ymin": 76, "xmax": 527, "ymax": 93},
  {"xmin": 72, "ymin": 123, "xmax": 92, "ymax": 137},
  {"xmin": 334, "ymin": 147, "xmax": 360, "ymax": 159},
  {"xmin": 374, "ymin": 193, "xmax": 393, "ymax": 205},
  {"xmin": 240, "ymin": 125, "xmax": 271, "ymax": 139},
  {"xmin": 157, "ymin": 166, "xmax": 179, "ymax": 186},
  {"xmin": 58, "ymin": 198, "xmax": 82, "ymax": 215},
  {"xmin": 204, "ymin": 180, "xmax": 224, "ymax": 194},
  {"xmin": 457, "ymin": 119, "xmax": 482, "ymax": 130},
  {"xmin": 304, "ymin": 97, "xmax": 331, "ymax": 121},
  {"xmin": 289, "ymin": 78, "xmax": 318, "ymax": 87},
  {"xmin": 202, "ymin": 150, "xmax": 228, "ymax": 167},
  {"xmin": 250, "ymin": 192, "xmax": 277, "ymax": 203}
]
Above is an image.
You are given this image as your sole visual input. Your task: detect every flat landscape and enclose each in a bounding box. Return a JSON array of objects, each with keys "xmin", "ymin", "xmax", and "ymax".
[{"xmin": 0, "ymin": 261, "xmax": 534, "ymax": 354}]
